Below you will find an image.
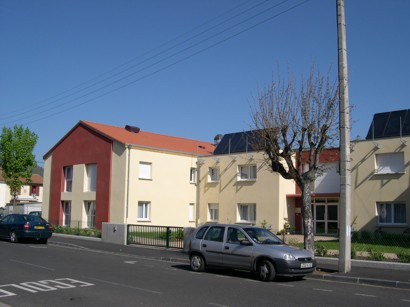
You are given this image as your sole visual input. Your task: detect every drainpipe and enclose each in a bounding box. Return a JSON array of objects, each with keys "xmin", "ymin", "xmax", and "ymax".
[
  {"xmin": 126, "ymin": 144, "xmax": 132, "ymax": 224},
  {"xmin": 196, "ymin": 160, "xmax": 200, "ymax": 227},
  {"xmin": 196, "ymin": 156, "xmax": 205, "ymax": 227}
]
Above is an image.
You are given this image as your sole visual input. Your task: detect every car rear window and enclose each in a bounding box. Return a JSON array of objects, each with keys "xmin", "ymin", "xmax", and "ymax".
[
  {"xmin": 195, "ymin": 226, "xmax": 209, "ymax": 239},
  {"xmin": 26, "ymin": 215, "xmax": 45, "ymax": 223}
]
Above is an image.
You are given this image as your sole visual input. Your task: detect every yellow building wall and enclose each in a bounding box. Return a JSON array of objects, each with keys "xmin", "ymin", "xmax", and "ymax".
[
  {"xmin": 350, "ymin": 136, "xmax": 410, "ymax": 232},
  {"xmin": 109, "ymin": 142, "xmax": 128, "ymax": 223},
  {"xmin": 125, "ymin": 146, "xmax": 198, "ymax": 227},
  {"xmin": 199, "ymin": 152, "xmax": 295, "ymax": 233},
  {"xmin": 60, "ymin": 164, "xmax": 96, "ymax": 228}
]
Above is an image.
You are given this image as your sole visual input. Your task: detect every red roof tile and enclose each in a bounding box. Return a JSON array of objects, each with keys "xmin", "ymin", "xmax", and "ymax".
[
  {"xmin": 81, "ymin": 120, "xmax": 215, "ymax": 156},
  {"xmin": 0, "ymin": 168, "xmax": 43, "ymax": 185}
]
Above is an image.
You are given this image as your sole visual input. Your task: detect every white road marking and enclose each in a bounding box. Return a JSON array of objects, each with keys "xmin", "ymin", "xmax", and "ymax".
[
  {"xmin": 276, "ymin": 283, "xmax": 294, "ymax": 287},
  {"xmin": 215, "ymin": 275, "xmax": 230, "ymax": 279},
  {"xmin": 313, "ymin": 288, "xmax": 333, "ymax": 292},
  {"xmin": 124, "ymin": 261, "xmax": 137, "ymax": 264},
  {"xmin": 84, "ymin": 276, "xmax": 161, "ymax": 294},
  {"xmin": 355, "ymin": 293, "xmax": 376, "ymax": 298},
  {"xmin": 0, "ymin": 278, "xmax": 94, "ymax": 298},
  {"xmin": 209, "ymin": 303, "xmax": 229, "ymax": 307},
  {"xmin": 9, "ymin": 259, "xmax": 55, "ymax": 271}
]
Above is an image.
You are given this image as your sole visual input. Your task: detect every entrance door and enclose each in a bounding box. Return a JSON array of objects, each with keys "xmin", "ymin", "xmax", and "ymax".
[{"xmin": 312, "ymin": 199, "xmax": 338, "ymax": 235}]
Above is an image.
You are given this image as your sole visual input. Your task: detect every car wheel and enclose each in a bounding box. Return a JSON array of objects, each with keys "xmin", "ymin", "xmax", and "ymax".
[
  {"xmin": 10, "ymin": 232, "xmax": 18, "ymax": 243},
  {"xmin": 39, "ymin": 238, "xmax": 48, "ymax": 244},
  {"xmin": 190, "ymin": 254, "xmax": 205, "ymax": 272},
  {"xmin": 257, "ymin": 259, "xmax": 276, "ymax": 282}
]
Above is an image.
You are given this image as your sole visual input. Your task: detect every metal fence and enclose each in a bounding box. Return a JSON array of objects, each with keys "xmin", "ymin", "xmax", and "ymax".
[
  {"xmin": 51, "ymin": 220, "xmax": 102, "ymax": 238},
  {"xmin": 284, "ymin": 229, "xmax": 410, "ymax": 263},
  {"xmin": 349, "ymin": 229, "xmax": 410, "ymax": 262},
  {"xmin": 127, "ymin": 225, "xmax": 184, "ymax": 249}
]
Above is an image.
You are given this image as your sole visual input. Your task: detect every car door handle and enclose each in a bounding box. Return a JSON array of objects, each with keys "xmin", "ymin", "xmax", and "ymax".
[
  {"xmin": 225, "ymin": 246, "xmax": 229, "ymax": 250},
  {"xmin": 202, "ymin": 244, "xmax": 207, "ymax": 247}
]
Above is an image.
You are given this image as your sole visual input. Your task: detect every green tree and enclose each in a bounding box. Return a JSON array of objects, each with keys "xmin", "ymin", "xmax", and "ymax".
[
  {"xmin": 250, "ymin": 67, "xmax": 339, "ymax": 253},
  {"xmin": 0, "ymin": 125, "xmax": 38, "ymax": 205}
]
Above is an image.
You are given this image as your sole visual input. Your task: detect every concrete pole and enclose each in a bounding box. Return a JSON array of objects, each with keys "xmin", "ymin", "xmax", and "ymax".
[{"xmin": 337, "ymin": 0, "xmax": 351, "ymax": 273}]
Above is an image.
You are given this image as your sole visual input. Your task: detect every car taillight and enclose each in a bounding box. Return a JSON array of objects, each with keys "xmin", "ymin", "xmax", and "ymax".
[
  {"xmin": 48, "ymin": 225, "xmax": 52, "ymax": 231},
  {"xmin": 24, "ymin": 223, "xmax": 30, "ymax": 230}
]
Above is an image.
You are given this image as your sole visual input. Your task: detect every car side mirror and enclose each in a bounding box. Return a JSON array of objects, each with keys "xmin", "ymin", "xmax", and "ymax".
[{"xmin": 240, "ymin": 239, "xmax": 253, "ymax": 246}]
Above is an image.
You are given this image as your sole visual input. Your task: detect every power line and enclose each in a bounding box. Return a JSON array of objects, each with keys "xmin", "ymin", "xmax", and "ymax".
[
  {"xmin": 0, "ymin": 0, "xmax": 265, "ymax": 122},
  {"xmin": 3, "ymin": 0, "xmax": 311, "ymax": 126}
]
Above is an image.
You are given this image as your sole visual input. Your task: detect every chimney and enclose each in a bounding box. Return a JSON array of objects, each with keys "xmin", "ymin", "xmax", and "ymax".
[
  {"xmin": 125, "ymin": 125, "xmax": 140, "ymax": 133},
  {"xmin": 214, "ymin": 134, "xmax": 223, "ymax": 145}
]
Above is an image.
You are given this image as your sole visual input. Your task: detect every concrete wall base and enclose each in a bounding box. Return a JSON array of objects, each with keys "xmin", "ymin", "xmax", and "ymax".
[{"xmin": 102, "ymin": 223, "xmax": 127, "ymax": 245}]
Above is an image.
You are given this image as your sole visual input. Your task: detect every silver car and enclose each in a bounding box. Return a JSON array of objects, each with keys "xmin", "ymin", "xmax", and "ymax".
[{"xmin": 188, "ymin": 224, "xmax": 316, "ymax": 281}]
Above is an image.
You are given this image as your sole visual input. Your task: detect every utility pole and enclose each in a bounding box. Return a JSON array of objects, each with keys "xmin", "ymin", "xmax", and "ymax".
[{"xmin": 337, "ymin": 0, "xmax": 351, "ymax": 273}]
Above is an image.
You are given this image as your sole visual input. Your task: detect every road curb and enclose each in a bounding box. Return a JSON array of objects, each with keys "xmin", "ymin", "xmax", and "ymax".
[
  {"xmin": 310, "ymin": 272, "xmax": 410, "ymax": 290},
  {"xmin": 317, "ymin": 257, "xmax": 410, "ymax": 271}
]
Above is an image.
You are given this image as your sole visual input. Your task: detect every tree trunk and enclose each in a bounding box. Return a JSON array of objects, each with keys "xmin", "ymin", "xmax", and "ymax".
[{"xmin": 301, "ymin": 182, "xmax": 315, "ymax": 253}]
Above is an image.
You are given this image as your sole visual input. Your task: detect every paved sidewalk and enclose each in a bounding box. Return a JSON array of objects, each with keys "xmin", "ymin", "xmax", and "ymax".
[
  {"xmin": 312, "ymin": 257, "xmax": 410, "ymax": 289},
  {"xmin": 282, "ymin": 234, "xmax": 410, "ymax": 289}
]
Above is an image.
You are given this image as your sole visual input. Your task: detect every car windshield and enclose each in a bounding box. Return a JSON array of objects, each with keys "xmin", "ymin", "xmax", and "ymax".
[{"xmin": 244, "ymin": 227, "xmax": 283, "ymax": 245}]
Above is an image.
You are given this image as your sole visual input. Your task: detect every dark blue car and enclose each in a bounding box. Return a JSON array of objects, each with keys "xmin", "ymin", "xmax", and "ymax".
[{"xmin": 0, "ymin": 214, "xmax": 52, "ymax": 244}]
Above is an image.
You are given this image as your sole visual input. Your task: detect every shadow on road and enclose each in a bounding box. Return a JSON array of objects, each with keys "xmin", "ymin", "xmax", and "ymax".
[{"xmin": 171, "ymin": 264, "xmax": 308, "ymax": 283}]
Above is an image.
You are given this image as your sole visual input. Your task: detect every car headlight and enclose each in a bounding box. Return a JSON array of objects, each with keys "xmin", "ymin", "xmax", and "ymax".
[{"xmin": 283, "ymin": 253, "xmax": 296, "ymax": 261}]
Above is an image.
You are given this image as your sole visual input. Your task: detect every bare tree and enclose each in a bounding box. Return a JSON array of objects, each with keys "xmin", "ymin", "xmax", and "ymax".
[{"xmin": 250, "ymin": 67, "xmax": 339, "ymax": 253}]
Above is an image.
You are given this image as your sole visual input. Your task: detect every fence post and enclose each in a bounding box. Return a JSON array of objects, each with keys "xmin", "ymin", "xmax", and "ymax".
[{"xmin": 166, "ymin": 227, "xmax": 171, "ymax": 248}]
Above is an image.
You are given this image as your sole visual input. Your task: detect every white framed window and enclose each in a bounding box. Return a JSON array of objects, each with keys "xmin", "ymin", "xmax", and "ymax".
[
  {"xmin": 375, "ymin": 152, "xmax": 405, "ymax": 174},
  {"xmin": 237, "ymin": 203, "xmax": 256, "ymax": 223},
  {"xmin": 84, "ymin": 201, "xmax": 96, "ymax": 228},
  {"xmin": 85, "ymin": 164, "xmax": 97, "ymax": 192},
  {"xmin": 139, "ymin": 162, "xmax": 152, "ymax": 180},
  {"xmin": 188, "ymin": 203, "xmax": 195, "ymax": 222},
  {"xmin": 64, "ymin": 166, "xmax": 73, "ymax": 192},
  {"xmin": 238, "ymin": 164, "xmax": 257, "ymax": 181},
  {"xmin": 190, "ymin": 168, "xmax": 197, "ymax": 183},
  {"xmin": 138, "ymin": 201, "xmax": 151, "ymax": 221},
  {"xmin": 208, "ymin": 203, "xmax": 219, "ymax": 222},
  {"xmin": 377, "ymin": 202, "xmax": 406, "ymax": 225},
  {"xmin": 208, "ymin": 167, "xmax": 220, "ymax": 182},
  {"xmin": 62, "ymin": 201, "xmax": 71, "ymax": 226}
]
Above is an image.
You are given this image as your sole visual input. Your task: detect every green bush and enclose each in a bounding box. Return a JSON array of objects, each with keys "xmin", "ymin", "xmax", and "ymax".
[
  {"xmin": 367, "ymin": 247, "xmax": 385, "ymax": 261},
  {"xmin": 52, "ymin": 225, "xmax": 101, "ymax": 238},
  {"xmin": 286, "ymin": 238, "xmax": 300, "ymax": 247},
  {"xmin": 173, "ymin": 229, "xmax": 184, "ymax": 240},
  {"xmin": 315, "ymin": 244, "xmax": 328, "ymax": 257},
  {"xmin": 397, "ymin": 253, "xmax": 410, "ymax": 263},
  {"xmin": 351, "ymin": 246, "xmax": 357, "ymax": 259},
  {"xmin": 359, "ymin": 230, "xmax": 372, "ymax": 242},
  {"xmin": 351, "ymin": 231, "xmax": 359, "ymax": 242}
]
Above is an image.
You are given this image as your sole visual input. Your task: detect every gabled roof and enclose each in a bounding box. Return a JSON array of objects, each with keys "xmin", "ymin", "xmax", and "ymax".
[
  {"xmin": 0, "ymin": 168, "xmax": 43, "ymax": 185},
  {"xmin": 366, "ymin": 109, "xmax": 410, "ymax": 140},
  {"xmin": 44, "ymin": 120, "xmax": 215, "ymax": 158}
]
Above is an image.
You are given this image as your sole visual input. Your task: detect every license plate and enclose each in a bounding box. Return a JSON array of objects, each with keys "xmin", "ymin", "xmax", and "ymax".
[
  {"xmin": 301, "ymin": 263, "xmax": 312, "ymax": 268},
  {"xmin": 35, "ymin": 226, "xmax": 45, "ymax": 229}
]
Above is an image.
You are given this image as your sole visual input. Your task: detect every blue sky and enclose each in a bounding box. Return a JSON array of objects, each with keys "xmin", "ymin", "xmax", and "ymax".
[{"xmin": 1, "ymin": 0, "xmax": 409, "ymax": 165}]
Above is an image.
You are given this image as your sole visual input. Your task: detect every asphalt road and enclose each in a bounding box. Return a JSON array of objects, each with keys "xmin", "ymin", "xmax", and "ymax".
[{"xmin": 0, "ymin": 237, "xmax": 409, "ymax": 307}]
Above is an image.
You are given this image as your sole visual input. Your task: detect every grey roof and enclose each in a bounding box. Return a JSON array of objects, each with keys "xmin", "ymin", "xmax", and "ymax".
[
  {"xmin": 366, "ymin": 109, "xmax": 410, "ymax": 140},
  {"xmin": 213, "ymin": 131, "xmax": 257, "ymax": 155}
]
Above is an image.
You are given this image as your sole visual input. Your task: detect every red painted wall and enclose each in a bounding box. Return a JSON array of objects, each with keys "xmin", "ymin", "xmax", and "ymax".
[{"xmin": 48, "ymin": 125, "xmax": 112, "ymax": 229}]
